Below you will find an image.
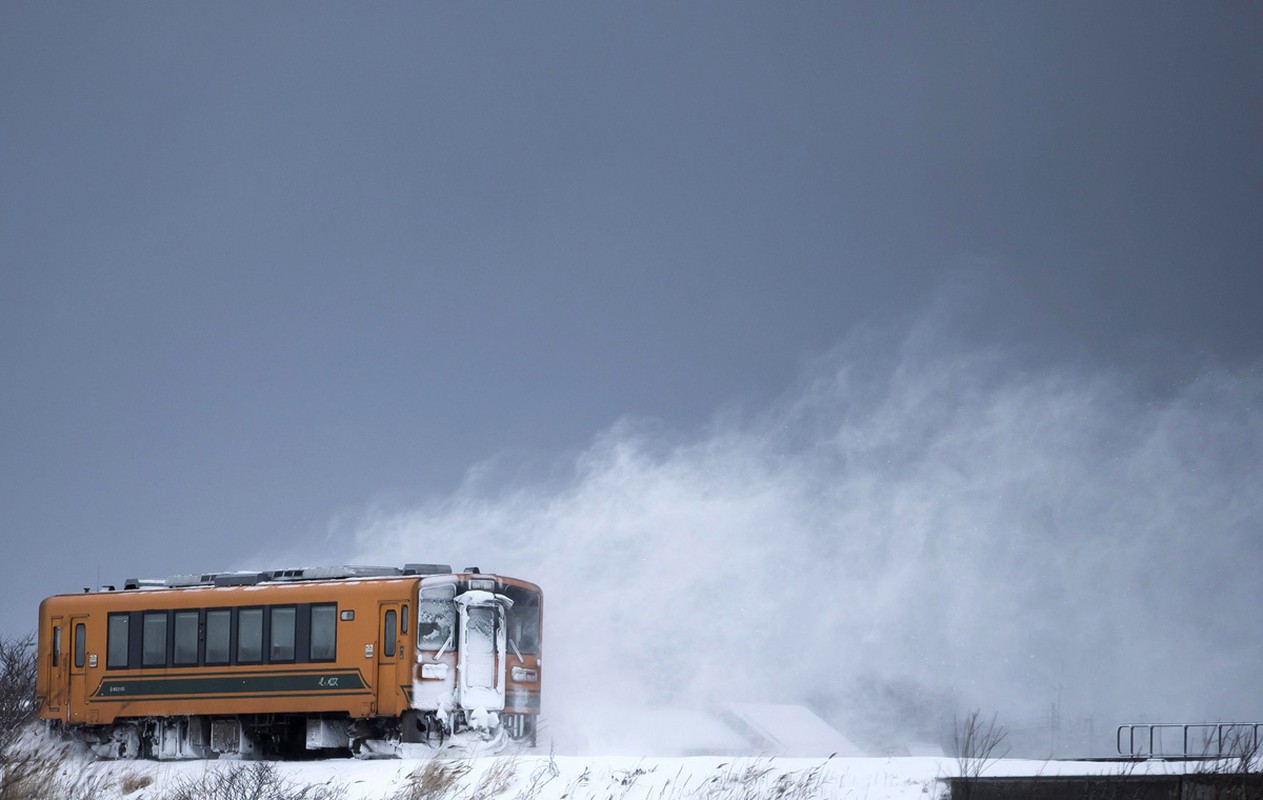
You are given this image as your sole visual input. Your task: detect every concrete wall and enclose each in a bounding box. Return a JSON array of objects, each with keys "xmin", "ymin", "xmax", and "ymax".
[{"xmin": 946, "ymin": 773, "xmax": 1263, "ymax": 800}]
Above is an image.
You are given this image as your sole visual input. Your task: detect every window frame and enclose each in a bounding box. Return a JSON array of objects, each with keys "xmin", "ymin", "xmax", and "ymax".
[
  {"xmin": 309, "ymin": 603, "xmax": 338, "ymax": 662},
  {"xmin": 172, "ymin": 610, "xmax": 200, "ymax": 667},
  {"xmin": 235, "ymin": 606, "xmax": 265, "ymax": 665},
  {"xmin": 141, "ymin": 611, "xmax": 169, "ymax": 668},
  {"xmin": 384, "ymin": 609, "xmax": 397, "ymax": 657},
  {"xmin": 504, "ymin": 586, "xmax": 542, "ymax": 655},
  {"xmin": 106, "ymin": 613, "xmax": 130, "ymax": 670},
  {"xmin": 417, "ymin": 586, "xmax": 457, "ymax": 652},
  {"xmin": 73, "ymin": 623, "xmax": 85, "ymax": 669},
  {"xmin": 204, "ymin": 607, "xmax": 232, "ymax": 666},
  {"xmin": 268, "ymin": 606, "xmax": 297, "ymax": 663}
]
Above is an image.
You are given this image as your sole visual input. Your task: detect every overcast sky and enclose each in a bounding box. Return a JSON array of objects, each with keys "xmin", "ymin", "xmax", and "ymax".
[{"xmin": 3, "ymin": 2, "xmax": 1262, "ymax": 734}]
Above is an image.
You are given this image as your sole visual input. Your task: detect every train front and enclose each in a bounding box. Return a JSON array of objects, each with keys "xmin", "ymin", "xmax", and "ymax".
[{"xmin": 410, "ymin": 573, "xmax": 542, "ymax": 746}]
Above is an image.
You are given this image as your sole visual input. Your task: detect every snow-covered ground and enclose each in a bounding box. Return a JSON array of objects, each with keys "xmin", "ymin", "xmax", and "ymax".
[
  {"xmin": 6, "ymin": 707, "xmax": 1233, "ymax": 799},
  {"xmin": 16, "ymin": 751, "xmax": 1209, "ymax": 800}
]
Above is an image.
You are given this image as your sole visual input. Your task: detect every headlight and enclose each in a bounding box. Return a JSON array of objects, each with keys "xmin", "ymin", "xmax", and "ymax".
[
  {"xmin": 421, "ymin": 663, "xmax": 450, "ymax": 680},
  {"xmin": 511, "ymin": 666, "xmax": 538, "ymax": 682}
]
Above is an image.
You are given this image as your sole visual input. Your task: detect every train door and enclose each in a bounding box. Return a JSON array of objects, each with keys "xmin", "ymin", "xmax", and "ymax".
[
  {"xmin": 456, "ymin": 594, "xmax": 507, "ymax": 712},
  {"xmin": 68, "ymin": 617, "xmax": 89, "ymax": 723},
  {"xmin": 47, "ymin": 616, "xmax": 66, "ymax": 717},
  {"xmin": 376, "ymin": 602, "xmax": 404, "ymax": 716}
]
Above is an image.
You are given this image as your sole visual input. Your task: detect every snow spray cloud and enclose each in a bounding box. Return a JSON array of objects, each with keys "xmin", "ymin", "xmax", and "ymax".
[{"xmin": 338, "ymin": 318, "xmax": 1263, "ymax": 751}]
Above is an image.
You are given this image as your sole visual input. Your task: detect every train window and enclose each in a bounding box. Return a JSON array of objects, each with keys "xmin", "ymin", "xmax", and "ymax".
[
  {"xmin": 173, "ymin": 611, "xmax": 199, "ymax": 666},
  {"xmin": 384, "ymin": 610, "xmax": 397, "ymax": 657},
  {"xmin": 310, "ymin": 604, "xmax": 336, "ymax": 661},
  {"xmin": 402, "ymin": 604, "xmax": 408, "ymax": 635},
  {"xmin": 74, "ymin": 624, "xmax": 85, "ymax": 669},
  {"xmin": 142, "ymin": 612, "xmax": 167, "ymax": 667},
  {"xmin": 107, "ymin": 614, "xmax": 129, "ymax": 668},
  {"xmin": 205, "ymin": 609, "xmax": 231, "ymax": 664},
  {"xmin": 52, "ymin": 626, "xmax": 61, "ymax": 667},
  {"xmin": 505, "ymin": 586, "xmax": 542, "ymax": 655},
  {"xmin": 237, "ymin": 608, "xmax": 263, "ymax": 663},
  {"xmin": 418, "ymin": 585, "xmax": 456, "ymax": 651},
  {"xmin": 270, "ymin": 607, "xmax": 296, "ymax": 662}
]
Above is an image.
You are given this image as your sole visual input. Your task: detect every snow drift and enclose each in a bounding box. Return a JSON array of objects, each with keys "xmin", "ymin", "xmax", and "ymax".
[{"xmin": 309, "ymin": 315, "xmax": 1263, "ymax": 754}]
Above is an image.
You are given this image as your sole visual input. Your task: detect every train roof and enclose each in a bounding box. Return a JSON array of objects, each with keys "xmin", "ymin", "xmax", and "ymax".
[
  {"xmin": 113, "ymin": 563, "xmax": 456, "ymax": 591},
  {"xmin": 40, "ymin": 565, "xmax": 540, "ymax": 607}
]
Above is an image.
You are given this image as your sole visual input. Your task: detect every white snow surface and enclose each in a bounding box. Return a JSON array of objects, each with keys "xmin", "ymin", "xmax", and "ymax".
[{"xmin": 14, "ymin": 749, "xmax": 1213, "ymax": 800}]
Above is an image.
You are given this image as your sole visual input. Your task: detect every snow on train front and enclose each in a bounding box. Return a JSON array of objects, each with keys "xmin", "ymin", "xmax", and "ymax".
[{"xmin": 410, "ymin": 572, "xmax": 542, "ymax": 748}]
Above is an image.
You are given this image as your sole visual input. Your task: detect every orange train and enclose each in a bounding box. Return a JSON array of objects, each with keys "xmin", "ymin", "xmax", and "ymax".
[{"xmin": 35, "ymin": 565, "xmax": 541, "ymax": 759}]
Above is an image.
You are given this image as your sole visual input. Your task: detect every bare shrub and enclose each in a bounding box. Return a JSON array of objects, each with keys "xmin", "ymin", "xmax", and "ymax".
[
  {"xmin": 164, "ymin": 761, "xmax": 346, "ymax": 800},
  {"xmin": 1194, "ymin": 725, "xmax": 1263, "ymax": 777},
  {"xmin": 0, "ymin": 636, "xmax": 37, "ymax": 758},
  {"xmin": 1219, "ymin": 726, "xmax": 1262, "ymax": 775},
  {"xmin": 953, "ymin": 710, "xmax": 1009, "ymax": 783},
  {"xmin": 1189, "ymin": 729, "xmax": 1263, "ymax": 800},
  {"xmin": 391, "ymin": 757, "xmax": 472, "ymax": 800}
]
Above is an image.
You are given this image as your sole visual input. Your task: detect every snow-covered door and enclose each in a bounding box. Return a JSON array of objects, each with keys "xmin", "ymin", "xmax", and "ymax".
[{"xmin": 456, "ymin": 598, "xmax": 506, "ymax": 711}]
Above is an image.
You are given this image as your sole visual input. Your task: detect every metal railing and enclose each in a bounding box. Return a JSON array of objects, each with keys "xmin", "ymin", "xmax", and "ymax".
[{"xmin": 1116, "ymin": 723, "xmax": 1263, "ymax": 758}]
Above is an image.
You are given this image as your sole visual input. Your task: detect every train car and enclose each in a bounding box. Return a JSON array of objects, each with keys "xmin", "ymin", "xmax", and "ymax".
[{"xmin": 35, "ymin": 564, "xmax": 541, "ymax": 759}]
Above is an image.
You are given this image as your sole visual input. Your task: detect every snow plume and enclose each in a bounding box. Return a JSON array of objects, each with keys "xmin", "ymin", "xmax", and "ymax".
[{"xmin": 342, "ymin": 319, "xmax": 1263, "ymax": 754}]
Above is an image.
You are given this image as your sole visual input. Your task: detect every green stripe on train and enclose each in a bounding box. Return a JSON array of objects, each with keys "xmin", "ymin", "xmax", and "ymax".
[
  {"xmin": 506, "ymin": 692, "xmax": 542, "ymax": 710},
  {"xmin": 92, "ymin": 670, "xmax": 368, "ymax": 698}
]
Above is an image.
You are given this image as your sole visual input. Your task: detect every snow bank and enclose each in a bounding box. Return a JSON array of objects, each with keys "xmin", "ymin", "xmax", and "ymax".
[{"xmin": 9, "ymin": 753, "xmax": 1206, "ymax": 800}]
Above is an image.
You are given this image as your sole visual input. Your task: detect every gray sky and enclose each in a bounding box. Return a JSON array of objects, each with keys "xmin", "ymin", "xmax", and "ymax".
[{"xmin": 3, "ymin": 2, "xmax": 1263, "ymax": 734}]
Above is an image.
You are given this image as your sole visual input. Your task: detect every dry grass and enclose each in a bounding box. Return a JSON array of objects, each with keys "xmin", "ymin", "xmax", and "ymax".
[
  {"xmin": 467, "ymin": 758, "xmax": 517, "ymax": 800},
  {"xmin": 0, "ymin": 752, "xmax": 113, "ymax": 800},
  {"xmin": 540, "ymin": 758, "xmax": 836, "ymax": 800},
  {"xmin": 392, "ymin": 757, "xmax": 474, "ymax": 800},
  {"xmin": 685, "ymin": 759, "xmax": 831, "ymax": 800},
  {"xmin": 5, "ymin": 728, "xmax": 845, "ymax": 800},
  {"xmin": 119, "ymin": 772, "xmax": 154, "ymax": 795},
  {"xmin": 511, "ymin": 757, "xmax": 561, "ymax": 800}
]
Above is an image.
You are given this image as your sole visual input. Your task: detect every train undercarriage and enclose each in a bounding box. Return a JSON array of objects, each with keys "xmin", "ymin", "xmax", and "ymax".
[{"xmin": 65, "ymin": 710, "xmax": 538, "ymax": 761}]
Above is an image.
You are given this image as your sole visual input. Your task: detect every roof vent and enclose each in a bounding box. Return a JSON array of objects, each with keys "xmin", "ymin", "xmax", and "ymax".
[
  {"xmin": 123, "ymin": 578, "xmax": 167, "ymax": 590},
  {"xmin": 166, "ymin": 573, "xmax": 218, "ymax": 587},
  {"xmin": 295, "ymin": 565, "xmax": 402, "ymax": 581},
  {"xmin": 213, "ymin": 572, "xmax": 264, "ymax": 587},
  {"xmin": 264, "ymin": 568, "xmax": 306, "ymax": 581},
  {"xmin": 403, "ymin": 563, "xmax": 452, "ymax": 575}
]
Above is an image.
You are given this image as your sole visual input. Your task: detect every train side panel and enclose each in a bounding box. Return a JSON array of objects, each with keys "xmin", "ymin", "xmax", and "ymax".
[{"xmin": 36, "ymin": 578, "xmax": 418, "ymax": 727}]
